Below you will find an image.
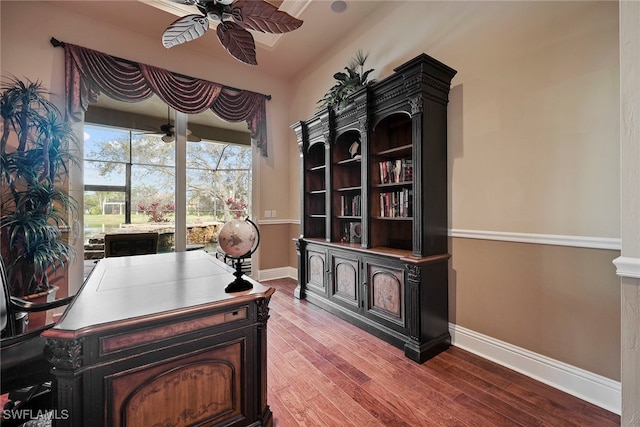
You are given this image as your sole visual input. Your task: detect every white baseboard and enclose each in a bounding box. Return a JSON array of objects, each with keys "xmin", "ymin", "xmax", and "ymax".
[
  {"xmin": 450, "ymin": 323, "xmax": 621, "ymax": 415},
  {"xmin": 257, "ymin": 266, "xmax": 297, "ymax": 282}
]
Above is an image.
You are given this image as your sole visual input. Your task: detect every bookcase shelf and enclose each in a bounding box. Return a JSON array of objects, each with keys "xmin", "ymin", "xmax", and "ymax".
[
  {"xmin": 337, "ymin": 157, "xmax": 361, "ymax": 165},
  {"xmin": 371, "ymin": 216, "xmax": 413, "ymax": 221},
  {"xmin": 375, "ymin": 182, "xmax": 412, "ymax": 189},
  {"xmin": 376, "ymin": 144, "xmax": 412, "ymax": 156},
  {"xmin": 292, "ymin": 53, "xmax": 456, "ymax": 363}
]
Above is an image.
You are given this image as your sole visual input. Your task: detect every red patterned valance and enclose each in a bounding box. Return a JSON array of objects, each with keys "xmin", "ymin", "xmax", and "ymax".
[{"xmin": 61, "ymin": 41, "xmax": 268, "ymax": 156}]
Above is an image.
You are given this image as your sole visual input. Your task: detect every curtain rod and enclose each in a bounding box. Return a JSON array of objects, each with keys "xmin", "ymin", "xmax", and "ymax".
[{"xmin": 50, "ymin": 37, "xmax": 272, "ymax": 100}]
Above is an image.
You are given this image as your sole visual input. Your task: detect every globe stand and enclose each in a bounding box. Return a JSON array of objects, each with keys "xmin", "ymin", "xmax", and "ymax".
[{"xmin": 225, "ymin": 257, "xmax": 253, "ymax": 293}]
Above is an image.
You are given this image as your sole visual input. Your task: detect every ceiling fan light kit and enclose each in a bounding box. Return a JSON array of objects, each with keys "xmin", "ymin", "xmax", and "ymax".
[
  {"xmin": 149, "ymin": 106, "xmax": 202, "ymax": 143},
  {"xmin": 163, "ymin": 0, "xmax": 303, "ymax": 65}
]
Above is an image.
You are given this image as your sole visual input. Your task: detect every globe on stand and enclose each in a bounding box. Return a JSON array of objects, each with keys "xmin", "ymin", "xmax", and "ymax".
[{"xmin": 217, "ymin": 218, "xmax": 260, "ymax": 293}]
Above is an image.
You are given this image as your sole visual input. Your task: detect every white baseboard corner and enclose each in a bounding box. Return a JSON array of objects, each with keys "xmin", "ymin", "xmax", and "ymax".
[
  {"xmin": 257, "ymin": 266, "xmax": 297, "ymax": 282},
  {"xmin": 450, "ymin": 324, "xmax": 621, "ymax": 415}
]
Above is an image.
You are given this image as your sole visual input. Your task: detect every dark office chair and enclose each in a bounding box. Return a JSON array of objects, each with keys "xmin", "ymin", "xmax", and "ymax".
[
  {"xmin": 0, "ymin": 257, "xmax": 75, "ymax": 427},
  {"xmin": 103, "ymin": 232, "xmax": 159, "ymax": 257}
]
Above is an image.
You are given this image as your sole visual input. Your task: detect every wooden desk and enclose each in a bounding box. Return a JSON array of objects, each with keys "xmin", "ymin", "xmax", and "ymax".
[{"xmin": 43, "ymin": 251, "xmax": 274, "ymax": 427}]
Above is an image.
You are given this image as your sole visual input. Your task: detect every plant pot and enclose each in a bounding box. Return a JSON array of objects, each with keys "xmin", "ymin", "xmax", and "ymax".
[{"xmin": 23, "ymin": 285, "xmax": 59, "ymax": 330}]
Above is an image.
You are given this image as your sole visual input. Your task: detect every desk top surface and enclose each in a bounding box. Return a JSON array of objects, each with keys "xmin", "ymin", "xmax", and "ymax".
[{"xmin": 44, "ymin": 251, "xmax": 273, "ymax": 338}]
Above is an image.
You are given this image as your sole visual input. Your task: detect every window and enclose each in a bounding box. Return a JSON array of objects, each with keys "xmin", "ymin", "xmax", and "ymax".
[{"xmin": 83, "ymin": 123, "xmax": 251, "ymax": 250}]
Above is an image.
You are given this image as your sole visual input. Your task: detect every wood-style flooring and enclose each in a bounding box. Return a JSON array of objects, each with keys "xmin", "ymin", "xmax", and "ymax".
[{"xmin": 263, "ymin": 278, "xmax": 620, "ymax": 427}]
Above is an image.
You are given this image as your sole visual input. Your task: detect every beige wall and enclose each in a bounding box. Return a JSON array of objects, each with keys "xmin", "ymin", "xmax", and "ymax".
[
  {"xmin": 288, "ymin": 1, "xmax": 620, "ymax": 381},
  {"xmin": 289, "ymin": 1, "xmax": 619, "ymax": 236},
  {"xmin": 255, "ymin": 223, "xmax": 293, "ymax": 270},
  {"xmin": 1, "ymin": 0, "xmax": 622, "ymax": 385},
  {"xmin": 450, "ymin": 238, "xmax": 620, "ymax": 380}
]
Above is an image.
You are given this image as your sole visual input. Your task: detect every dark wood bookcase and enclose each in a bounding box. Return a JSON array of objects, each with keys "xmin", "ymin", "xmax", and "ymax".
[{"xmin": 292, "ymin": 54, "xmax": 457, "ymax": 363}]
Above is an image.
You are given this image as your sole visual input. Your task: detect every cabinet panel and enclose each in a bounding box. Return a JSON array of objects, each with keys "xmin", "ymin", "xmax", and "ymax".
[
  {"xmin": 364, "ymin": 259, "xmax": 405, "ymax": 331},
  {"xmin": 330, "ymin": 252, "xmax": 360, "ymax": 310},
  {"xmin": 306, "ymin": 247, "xmax": 327, "ymax": 296},
  {"xmin": 108, "ymin": 341, "xmax": 243, "ymax": 427}
]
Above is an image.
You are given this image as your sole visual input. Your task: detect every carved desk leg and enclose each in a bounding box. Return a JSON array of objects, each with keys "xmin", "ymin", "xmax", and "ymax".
[{"xmin": 257, "ymin": 295, "xmax": 273, "ymax": 427}]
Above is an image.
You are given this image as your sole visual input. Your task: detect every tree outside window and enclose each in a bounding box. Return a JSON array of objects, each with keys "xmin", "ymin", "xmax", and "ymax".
[{"xmin": 83, "ymin": 123, "xmax": 251, "ymax": 240}]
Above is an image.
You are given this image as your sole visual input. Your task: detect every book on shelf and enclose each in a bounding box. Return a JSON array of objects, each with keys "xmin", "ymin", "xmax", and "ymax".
[
  {"xmin": 340, "ymin": 194, "xmax": 361, "ymax": 216},
  {"xmin": 379, "ymin": 158, "xmax": 413, "ymax": 184},
  {"xmin": 403, "ymin": 159, "xmax": 413, "ymax": 182},
  {"xmin": 379, "ymin": 188, "xmax": 413, "ymax": 218}
]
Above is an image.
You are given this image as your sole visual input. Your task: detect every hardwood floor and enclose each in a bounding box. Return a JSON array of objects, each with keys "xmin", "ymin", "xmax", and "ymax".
[{"xmin": 263, "ymin": 278, "xmax": 620, "ymax": 427}]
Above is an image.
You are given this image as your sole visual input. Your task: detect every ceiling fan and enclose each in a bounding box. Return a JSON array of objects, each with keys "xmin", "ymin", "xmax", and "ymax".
[
  {"xmin": 145, "ymin": 106, "xmax": 202, "ymax": 142},
  {"xmin": 161, "ymin": 0, "xmax": 303, "ymax": 65}
]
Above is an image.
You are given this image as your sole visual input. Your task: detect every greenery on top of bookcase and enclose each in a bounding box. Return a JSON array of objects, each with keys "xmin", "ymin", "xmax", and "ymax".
[{"xmin": 318, "ymin": 50, "xmax": 375, "ymax": 110}]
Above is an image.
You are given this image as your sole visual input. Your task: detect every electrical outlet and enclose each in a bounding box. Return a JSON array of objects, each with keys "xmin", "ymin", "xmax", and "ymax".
[
  {"xmin": 271, "ymin": 210, "xmax": 277, "ymax": 217},
  {"xmin": 264, "ymin": 210, "xmax": 271, "ymax": 218}
]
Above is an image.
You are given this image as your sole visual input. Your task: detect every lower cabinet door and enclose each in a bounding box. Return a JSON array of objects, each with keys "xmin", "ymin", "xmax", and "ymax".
[
  {"xmin": 329, "ymin": 250, "xmax": 360, "ymax": 312},
  {"xmin": 305, "ymin": 246, "xmax": 327, "ymax": 296},
  {"xmin": 363, "ymin": 257, "xmax": 406, "ymax": 332}
]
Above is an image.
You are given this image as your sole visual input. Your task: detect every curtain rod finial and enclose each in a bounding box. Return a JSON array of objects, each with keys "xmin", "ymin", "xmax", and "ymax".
[{"xmin": 50, "ymin": 37, "xmax": 64, "ymax": 48}]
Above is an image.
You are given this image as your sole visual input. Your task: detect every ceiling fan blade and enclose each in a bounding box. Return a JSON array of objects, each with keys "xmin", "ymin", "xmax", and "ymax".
[
  {"xmin": 216, "ymin": 21, "xmax": 257, "ymax": 65},
  {"xmin": 187, "ymin": 133, "xmax": 202, "ymax": 142},
  {"xmin": 231, "ymin": 0, "xmax": 303, "ymax": 34},
  {"xmin": 162, "ymin": 14, "xmax": 209, "ymax": 48}
]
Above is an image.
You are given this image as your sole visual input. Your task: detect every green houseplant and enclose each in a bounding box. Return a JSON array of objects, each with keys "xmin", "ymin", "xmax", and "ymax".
[
  {"xmin": 0, "ymin": 76, "xmax": 79, "ymax": 299},
  {"xmin": 318, "ymin": 49, "xmax": 375, "ymax": 110}
]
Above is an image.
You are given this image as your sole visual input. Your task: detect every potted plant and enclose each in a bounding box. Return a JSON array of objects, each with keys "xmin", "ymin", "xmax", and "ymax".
[
  {"xmin": 0, "ymin": 77, "xmax": 79, "ymax": 317},
  {"xmin": 318, "ymin": 49, "xmax": 375, "ymax": 110}
]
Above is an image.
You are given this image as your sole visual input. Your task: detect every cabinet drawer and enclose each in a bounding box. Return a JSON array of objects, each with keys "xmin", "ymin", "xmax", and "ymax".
[{"xmin": 101, "ymin": 306, "xmax": 248, "ymax": 355}]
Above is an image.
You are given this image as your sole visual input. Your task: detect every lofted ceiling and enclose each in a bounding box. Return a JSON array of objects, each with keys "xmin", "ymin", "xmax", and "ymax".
[{"xmin": 49, "ymin": 0, "xmax": 385, "ymax": 135}]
